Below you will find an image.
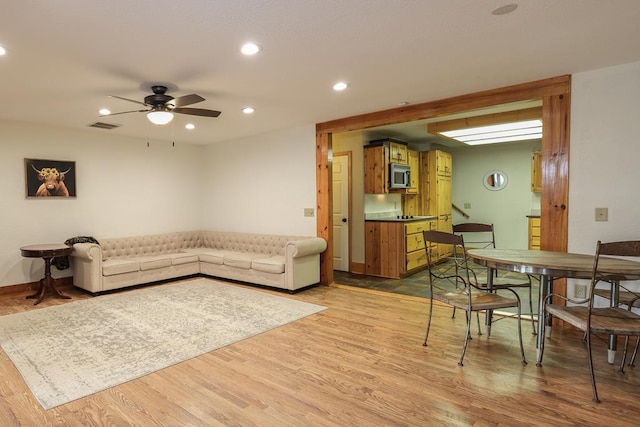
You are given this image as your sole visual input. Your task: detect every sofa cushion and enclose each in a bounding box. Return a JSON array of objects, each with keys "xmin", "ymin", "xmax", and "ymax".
[
  {"xmin": 198, "ymin": 250, "xmax": 227, "ymax": 265},
  {"xmin": 171, "ymin": 252, "xmax": 199, "ymax": 265},
  {"xmin": 252, "ymin": 256, "xmax": 286, "ymax": 274},
  {"xmin": 223, "ymin": 252, "xmax": 264, "ymax": 269},
  {"xmin": 136, "ymin": 256, "xmax": 172, "ymax": 271},
  {"xmin": 102, "ymin": 259, "xmax": 140, "ymax": 276}
]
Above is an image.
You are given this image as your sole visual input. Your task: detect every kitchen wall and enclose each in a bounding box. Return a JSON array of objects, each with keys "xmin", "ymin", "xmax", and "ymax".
[{"xmin": 449, "ymin": 140, "xmax": 541, "ymax": 249}]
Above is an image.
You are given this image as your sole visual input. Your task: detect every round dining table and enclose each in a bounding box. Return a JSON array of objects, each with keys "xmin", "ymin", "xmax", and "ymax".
[{"xmin": 467, "ymin": 248, "xmax": 640, "ymax": 365}]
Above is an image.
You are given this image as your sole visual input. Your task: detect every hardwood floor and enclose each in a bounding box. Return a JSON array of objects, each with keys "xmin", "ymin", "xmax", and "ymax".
[{"xmin": 1, "ymin": 281, "xmax": 639, "ymax": 426}]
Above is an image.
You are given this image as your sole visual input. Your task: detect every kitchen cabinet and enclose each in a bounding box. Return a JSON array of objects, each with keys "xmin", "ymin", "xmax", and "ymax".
[
  {"xmin": 363, "ymin": 140, "xmax": 417, "ymax": 194},
  {"xmin": 531, "ymin": 151, "xmax": 541, "ymax": 192},
  {"xmin": 389, "ymin": 142, "xmax": 408, "ymax": 164},
  {"xmin": 528, "ymin": 216, "xmax": 541, "ymax": 250},
  {"xmin": 364, "ymin": 145, "xmax": 388, "ymax": 193},
  {"xmin": 406, "ymin": 149, "xmax": 420, "ymax": 194},
  {"xmin": 425, "ymin": 150, "xmax": 453, "ymax": 262},
  {"xmin": 365, "ymin": 219, "xmax": 435, "ymax": 278}
]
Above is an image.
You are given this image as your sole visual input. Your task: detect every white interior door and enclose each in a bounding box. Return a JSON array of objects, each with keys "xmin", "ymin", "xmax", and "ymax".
[{"xmin": 332, "ymin": 154, "xmax": 350, "ymax": 271}]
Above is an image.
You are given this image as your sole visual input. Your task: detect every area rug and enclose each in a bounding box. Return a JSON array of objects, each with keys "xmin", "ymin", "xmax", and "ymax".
[{"xmin": 0, "ymin": 278, "xmax": 326, "ymax": 410}]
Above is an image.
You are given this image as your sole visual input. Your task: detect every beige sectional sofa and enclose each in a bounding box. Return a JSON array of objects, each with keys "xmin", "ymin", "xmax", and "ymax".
[{"xmin": 70, "ymin": 230, "xmax": 327, "ymax": 293}]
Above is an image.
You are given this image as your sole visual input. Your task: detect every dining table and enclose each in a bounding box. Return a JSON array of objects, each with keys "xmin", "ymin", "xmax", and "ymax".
[{"xmin": 467, "ymin": 248, "xmax": 640, "ymax": 366}]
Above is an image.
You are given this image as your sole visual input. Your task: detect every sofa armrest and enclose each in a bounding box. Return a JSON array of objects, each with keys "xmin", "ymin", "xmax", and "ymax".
[
  {"xmin": 71, "ymin": 243, "xmax": 103, "ymax": 292},
  {"xmin": 286, "ymin": 238, "xmax": 327, "ymax": 258},
  {"xmin": 72, "ymin": 242, "xmax": 102, "ymax": 260}
]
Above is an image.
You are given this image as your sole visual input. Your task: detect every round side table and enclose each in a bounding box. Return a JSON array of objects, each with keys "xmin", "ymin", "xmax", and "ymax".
[{"xmin": 20, "ymin": 243, "xmax": 73, "ymax": 305}]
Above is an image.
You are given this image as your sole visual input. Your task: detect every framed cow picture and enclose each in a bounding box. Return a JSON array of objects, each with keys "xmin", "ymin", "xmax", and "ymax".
[{"xmin": 25, "ymin": 158, "xmax": 77, "ymax": 198}]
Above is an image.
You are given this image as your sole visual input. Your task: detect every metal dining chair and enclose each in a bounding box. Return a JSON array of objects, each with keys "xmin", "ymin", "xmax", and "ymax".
[
  {"xmin": 540, "ymin": 240, "xmax": 640, "ymax": 402},
  {"xmin": 422, "ymin": 230, "xmax": 527, "ymax": 366},
  {"xmin": 452, "ymin": 223, "xmax": 536, "ymax": 335}
]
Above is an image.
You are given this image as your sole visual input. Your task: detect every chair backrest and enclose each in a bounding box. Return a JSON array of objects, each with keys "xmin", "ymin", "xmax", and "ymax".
[
  {"xmin": 452, "ymin": 223, "xmax": 496, "ymax": 249},
  {"xmin": 423, "ymin": 230, "xmax": 471, "ymax": 287},
  {"xmin": 590, "ymin": 240, "xmax": 640, "ymax": 310}
]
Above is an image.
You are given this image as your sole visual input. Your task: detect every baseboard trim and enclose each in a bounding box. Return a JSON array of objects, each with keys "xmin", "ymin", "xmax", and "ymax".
[{"xmin": 0, "ymin": 277, "xmax": 74, "ymax": 296}]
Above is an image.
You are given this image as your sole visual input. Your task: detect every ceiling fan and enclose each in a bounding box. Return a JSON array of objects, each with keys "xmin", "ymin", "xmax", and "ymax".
[{"xmin": 102, "ymin": 85, "xmax": 222, "ymax": 125}]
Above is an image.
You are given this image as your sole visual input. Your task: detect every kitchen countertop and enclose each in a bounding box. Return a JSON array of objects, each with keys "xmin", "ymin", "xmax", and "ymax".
[{"xmin": 365, "ymin": 215, "xmax": 437, "ymax": 222}]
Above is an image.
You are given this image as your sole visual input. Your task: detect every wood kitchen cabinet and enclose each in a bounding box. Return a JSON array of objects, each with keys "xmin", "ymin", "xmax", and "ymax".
[
  {"xmin": 364, "ymin": 139, "xmax": 417, "ymax": 194},
  {"xmin": 531, "ymin": 151, "xmax": 541, "ymax": 192},
  {"xmin": 424, "ymin": 150, "xmax": 453, "ymax": 262},
  {"xmin": 528, "ymin": 216, "xmax": 541, "ymax": 250},
  {"xmin": 365, "ymin": 219, "xmax": 435, "ymax": 278}
]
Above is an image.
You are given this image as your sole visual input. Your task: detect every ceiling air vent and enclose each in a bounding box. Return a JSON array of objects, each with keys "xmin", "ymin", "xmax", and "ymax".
[{"xmin": 87, "ymin": 121, "xmax": 121, "ymax": 130}]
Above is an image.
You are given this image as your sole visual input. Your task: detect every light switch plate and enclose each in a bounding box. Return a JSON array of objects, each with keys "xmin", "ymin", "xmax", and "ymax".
[
  {"xmin": 304, "ymin": 208, "xmax": 315, "ymax": 217},
  {"xmin": 595, "ymin": 207, "xmax": 608, "ymax": 222}
]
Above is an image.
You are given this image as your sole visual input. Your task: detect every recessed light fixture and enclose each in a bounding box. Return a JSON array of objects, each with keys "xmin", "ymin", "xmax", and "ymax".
[
  {"xmin": 241, "ymin": 42, "xmax": 262, "ymax": 56},
  {"xmin": 440, "ymin": 119, "xmax": 542, "ymax": 145},
  {"xmin": 185, "ymin": 123, "xmax": 195, "ymax": 130},
  {"xmin": 492, "ymin": 3, "xmax": 518, "ymax": 15},
  {"xmin": 399, "ymin": 101, "xmax": 410, "ymax": 106},
  {"xmin": 99, "ymin": 108, "xmax": 111, "ymax": 116},
  {"xmin": 242, "ymin": 107, "xmax": 255, "ymax": 114},
  {"xmin": 333, "ymin": 81, "xmax": 348, "ymax": 91},
  {"xmin": 0, "ymin": 45, "xmax": 6, "ymax": 56}
]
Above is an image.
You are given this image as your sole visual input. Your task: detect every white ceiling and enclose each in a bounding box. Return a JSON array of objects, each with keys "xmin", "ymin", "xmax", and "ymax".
[{"xmin": 2, "ymin": 1, "xmax": 640, "ymax": 145}]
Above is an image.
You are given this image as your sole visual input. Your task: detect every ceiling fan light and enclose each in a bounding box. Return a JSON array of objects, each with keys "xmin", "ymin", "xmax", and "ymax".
[{"xmin": 147, "ymin": 111, "xmax": 174, "ymax": 125}]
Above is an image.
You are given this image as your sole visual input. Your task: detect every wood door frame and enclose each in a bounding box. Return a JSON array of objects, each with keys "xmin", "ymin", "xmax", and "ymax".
[{"xmin": 316, "ymin": 75, "xmax": 571, "ymax": 297}]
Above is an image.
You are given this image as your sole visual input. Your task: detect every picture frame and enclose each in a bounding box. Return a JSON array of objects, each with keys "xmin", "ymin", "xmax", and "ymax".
[{"xmin": 25, "ymin": 158, "xmax": 77, "ymax": 198}]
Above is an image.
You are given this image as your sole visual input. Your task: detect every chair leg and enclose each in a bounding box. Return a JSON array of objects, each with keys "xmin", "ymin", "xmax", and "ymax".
[
  {"xmin": 516, "ymin": 298, "xmax": 527, "ymax": 365},
  {"xmin": 476, "ymin": 311, "xmax": 483, "ymax": 336},
  {"xmin": 630, "ymin": 337, "xmax": 639, "ymax": 367},
  {"xmin": 618, "ymin": 336, "xmax": 631, "ymax": 374},
  {"xmin": 586, "ymin": 330, "xmax": 600, "ymax": 403},
  {"xmin": 423, "ymin": 297, "xmax": 434, "ymax": 346},
  {"xmin": 451, "ymin": 306, "xmax": 456, "ymax": 319},
  {"xmin": 458, "ymin": 309, "xmax": 473, "ymax": 366},
  {"xmin": 528, "ymin": 285, "xmax": 536, "ymax": 335}
]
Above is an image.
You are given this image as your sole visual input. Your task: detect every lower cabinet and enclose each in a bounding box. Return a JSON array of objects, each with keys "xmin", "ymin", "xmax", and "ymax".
[
  {"xmin": 528, "ymin": 217, "xmax": 541, "ymax": 250},
  {"xmin": 365, "ymin": 220, "xmax": 435, "ymax": 278}
]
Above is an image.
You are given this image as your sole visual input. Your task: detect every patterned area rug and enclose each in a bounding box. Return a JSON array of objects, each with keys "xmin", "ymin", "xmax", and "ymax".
[{"xmin": 0, "ymin": 278, "xmax": 326, "ymax": 409}]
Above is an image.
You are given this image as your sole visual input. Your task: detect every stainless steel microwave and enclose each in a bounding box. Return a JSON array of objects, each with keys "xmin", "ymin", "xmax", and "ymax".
[{"xmin": 389, "ymin": 163, "xmax": 411, "ymax": 189}]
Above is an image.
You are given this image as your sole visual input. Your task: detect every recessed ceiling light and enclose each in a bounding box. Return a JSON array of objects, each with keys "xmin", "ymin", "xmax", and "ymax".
[
  {"xmin": 399, "ymin": 101, "xmax": 410, "ymax": 106},
  {"xmin": 0, "ymin": 45, "xmax": 6, "ymax": 56},
  {"xmin": 492, "ymin": 4, "xmax": 518, "ymax": 15},
  {"xmin": 242, "ymin": 107, "xmax": 255, "ymax": 114},
  {"xmin": 241, "ymin": 42, "xmax": 262, "ymax": 56},
  {"xmin": 333, "ymin": 81, "xmax": 348, "ymax": 91},
  {"xmin": 185, "ymin": 123, "xmax": 195, "ymax": 130},
  {"xmin": 99, "ymin": 108, "xmax": 111, "ymax": 116}
]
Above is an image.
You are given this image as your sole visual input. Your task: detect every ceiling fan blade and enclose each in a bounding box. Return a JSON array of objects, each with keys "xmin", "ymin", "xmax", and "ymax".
[
  {"xmin": 108, "ymin": 95, "xmax": 149, "ymax": 106},
  {"xmin": 167, "ymin": 94, "xmax": 205, "ymax": 108},
  {"xmin": 101, "ymin": 109, "xmax": 150, "ymax": 117},
  {"xmin": 173, "ymin": 107, "xmax": 221, "ymax": 117}
]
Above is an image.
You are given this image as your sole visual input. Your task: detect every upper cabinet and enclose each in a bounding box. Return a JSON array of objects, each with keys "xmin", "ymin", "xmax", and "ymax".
[
  {"xmin": 531, "ymin": 150, "xmax": 541, "ymax": 192},
  {"xmin": 389, "ymin": 141, "xmax": 408, "ymax": 164},
  {"xmin": 364, "ymin": 139, "xmax": 418, "ymax": 194}
]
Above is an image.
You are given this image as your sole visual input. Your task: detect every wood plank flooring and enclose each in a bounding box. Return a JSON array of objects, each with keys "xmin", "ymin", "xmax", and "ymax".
[{"xmin": 1, "ymin": 280, "xmax": 639, "ymax": 426}]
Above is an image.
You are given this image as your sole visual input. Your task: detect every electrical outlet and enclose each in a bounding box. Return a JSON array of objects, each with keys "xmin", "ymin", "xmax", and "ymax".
[
  {"xmin": 304, "ymin": 208, "xmax": 315, "ymax": 217},
  {"xmin": 595, "ymin": 207, "xmax": 608, "ymax": 222},
  {"xmin": 574, "ymin": 284, "xmax": 587, "ymax": 298}
]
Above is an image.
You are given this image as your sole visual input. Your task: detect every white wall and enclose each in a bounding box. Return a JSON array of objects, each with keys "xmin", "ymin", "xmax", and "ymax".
[
  {"xmin": 449, "ymin": 140, "xmax": 541, "ymax": 249},
  {"xmin": 201, "ymin": 125, "xmax": 318, "ymax": 236},
  {"xmin": 568, "ymin": 60, "xmax": 640, "ymax": 297},
  {"xmin": 0, "ymin": 120, "xmax": 205, "ymax": 287}
]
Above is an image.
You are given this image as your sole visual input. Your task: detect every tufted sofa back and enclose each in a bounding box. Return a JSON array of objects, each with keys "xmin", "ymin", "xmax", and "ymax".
[
  {"xmin": 183, "ymin": 230, "xmax": 304, "ymax": 256},
  {"xmin": 101, "ymin": 233, "xmax": 181, "ymax": 260}
]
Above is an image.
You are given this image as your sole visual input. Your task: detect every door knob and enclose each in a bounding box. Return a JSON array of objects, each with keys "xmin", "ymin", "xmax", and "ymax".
[{"xmin": 342, "ymin": 218, "xmax": 348, "ymax": 223}]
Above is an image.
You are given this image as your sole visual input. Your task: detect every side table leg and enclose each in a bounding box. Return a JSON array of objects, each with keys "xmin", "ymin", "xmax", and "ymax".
[{"xmin": 26, "ymin": 278, "xmax": 47, "ymax": 305}]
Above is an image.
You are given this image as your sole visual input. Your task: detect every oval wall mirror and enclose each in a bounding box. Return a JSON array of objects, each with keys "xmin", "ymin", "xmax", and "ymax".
[{"xmin": 483, "ymin": 170, "xmax": 508, "ymax": 191}]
